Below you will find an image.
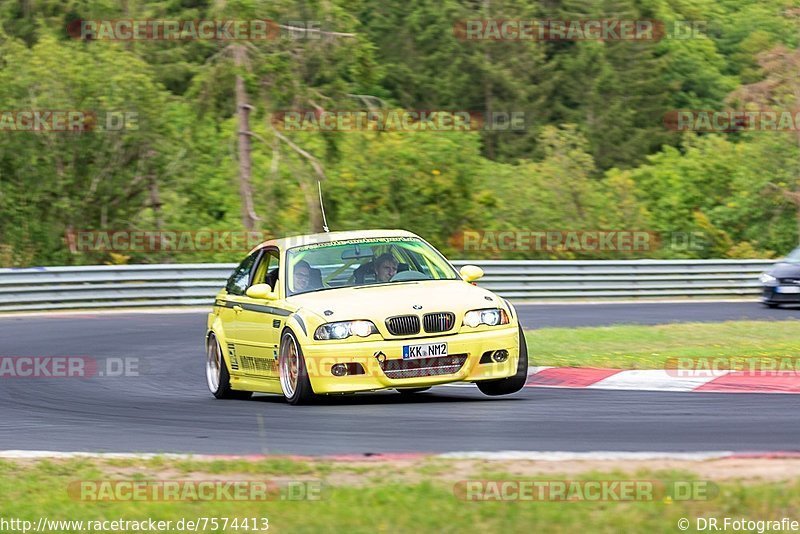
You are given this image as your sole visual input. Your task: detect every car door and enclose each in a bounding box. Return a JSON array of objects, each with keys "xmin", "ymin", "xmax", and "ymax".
[
  {"xmin": 217, "ymin": 250, "xmax": 262, "ymax": 374},
  {"xmin": 227, "ymin": 248, "xmax": 284, "ymax": 380}
]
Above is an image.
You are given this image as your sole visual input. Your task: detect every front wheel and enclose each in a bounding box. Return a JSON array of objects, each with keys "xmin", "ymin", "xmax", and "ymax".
[
  {"xmin": 206, "ymin": 334, "xmax": 252, "ymax": 400},
  {"xmin": 279, "ymin": 330, "xmax": 316, "ymax": 405},
  {"xmin": 476, "ymin": 326, "xmax": 529, "ymax": 396}
]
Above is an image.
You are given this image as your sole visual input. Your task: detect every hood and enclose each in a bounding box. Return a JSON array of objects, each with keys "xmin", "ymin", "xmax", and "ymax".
[
  {"xmin": 287, "ymin": 280, "xmax": 504, "ymax": 320},
  {"xmin": 767, "ymin": 262, "xmax": 800, "ymax": 279}
]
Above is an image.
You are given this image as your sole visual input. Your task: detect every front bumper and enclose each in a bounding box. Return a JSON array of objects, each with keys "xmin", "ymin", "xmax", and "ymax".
[
  {"xmin": 762, "ymin": 286, "xmax": 800, "ymax": 304},
  {"xmin": 302, "ymin": 326, "xmax": 520, "ymax": 394}
]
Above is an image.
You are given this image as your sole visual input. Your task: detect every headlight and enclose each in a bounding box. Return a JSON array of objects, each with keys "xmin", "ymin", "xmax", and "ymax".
[
  {"xmin": 759, "ymin": 273, "xmax": 778, "ymax": 285},
  {"xmin": 314, "ymin": 320, "xmax": 378, "ymax": 340},
  {"xmin": 463, "ymin": 308, "xmax": 509, "ymax": 328}
]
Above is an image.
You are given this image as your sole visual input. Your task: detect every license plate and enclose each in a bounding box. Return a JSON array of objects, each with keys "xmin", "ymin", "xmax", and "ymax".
[
  {"xmin": 776, "ymin": 286, "xmax": 800, "ymax": 294},
  {"xmin": 403, "ymin": 342, "xmax": 448, "ymax": 360}
]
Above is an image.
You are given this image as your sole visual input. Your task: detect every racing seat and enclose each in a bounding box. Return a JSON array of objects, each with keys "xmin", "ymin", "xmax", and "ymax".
[
  {"xmin": 308, "ymin": 267, "xmax": 324, "ymax": 290},
  {"xmin": 264, "ymin": 268, "xmax": 279, "ymax": 290}
]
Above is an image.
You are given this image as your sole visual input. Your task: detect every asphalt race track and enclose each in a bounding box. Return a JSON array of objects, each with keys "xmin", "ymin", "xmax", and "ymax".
[
  {"xmin": 0, "ymin": 303, "xmax": 798, "ymax": 455},
  {"xmin": 517, "ymin": 300, "xmax": 800, "ymax": 328}
]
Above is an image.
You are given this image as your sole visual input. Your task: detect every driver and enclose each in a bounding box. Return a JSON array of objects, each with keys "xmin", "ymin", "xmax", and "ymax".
[{"xmin": 373, "ymin": 253, "xmax": 398, "ymax": 283}]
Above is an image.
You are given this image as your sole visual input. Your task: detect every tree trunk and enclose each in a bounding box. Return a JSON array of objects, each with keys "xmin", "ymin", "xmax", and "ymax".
[
  {"xmin": 296, "ymin": 178, "xmax": 323, "ymax": 233},
  {"xmin": 233, "ymin": 44, "xmax": 258, "ymax": 231},
  {"xmin": 149, "ymin": 176, "xmax": 162, "ymax": 224},
  {"xmin": 482, "ymin": 0, "xmax": 495, "ymax": 160},
  {"xmin": 268, "ymin": 128, "xmax": 327, "ymax": 233},
  {"xmin": 148, "ymin": 171, "xmax": 166, "ymax": 257}
]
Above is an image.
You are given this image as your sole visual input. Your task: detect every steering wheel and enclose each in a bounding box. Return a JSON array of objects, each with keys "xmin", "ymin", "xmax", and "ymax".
[{"xmin": 389, "ymin": 270, "xmax": 431, "ymax": 282}]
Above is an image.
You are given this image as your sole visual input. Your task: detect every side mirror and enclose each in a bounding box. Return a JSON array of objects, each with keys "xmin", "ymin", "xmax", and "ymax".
[
  {"xmin": 246, "ymin": 283, "xmax": 277, "ymax": 300},
  {"xmin": 459, "ymin": 265, "xmax": 484, "ymax": 283}
]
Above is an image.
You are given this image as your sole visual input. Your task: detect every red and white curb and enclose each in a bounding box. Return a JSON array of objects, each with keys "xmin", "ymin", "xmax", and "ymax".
[
  {"xmin": 2, "ymin": 450, "xmax": 799, "ymax": 461},
  {"xmin": 525, "ymin": 367, "xmax": 800, "ymax": 394},
  {"xmin": 438, "ymin": 451, "xmax": 800, "ymax": 461}
]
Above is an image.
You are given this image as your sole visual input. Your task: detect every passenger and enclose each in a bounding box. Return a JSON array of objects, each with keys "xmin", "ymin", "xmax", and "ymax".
[{"xmin": 293, "ymin": 260, "xmax": 312, "ymax": 292}]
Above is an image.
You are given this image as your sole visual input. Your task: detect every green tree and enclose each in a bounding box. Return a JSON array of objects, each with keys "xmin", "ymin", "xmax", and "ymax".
[{"xmin": 0, "ymin": 33, "xmax": 175, "ymax": 265}]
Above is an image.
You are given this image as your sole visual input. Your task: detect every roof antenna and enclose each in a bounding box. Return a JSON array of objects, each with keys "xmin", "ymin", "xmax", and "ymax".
[{"xmin": 318, "ymin": 180, "xmax": 330, "ymax": 233}]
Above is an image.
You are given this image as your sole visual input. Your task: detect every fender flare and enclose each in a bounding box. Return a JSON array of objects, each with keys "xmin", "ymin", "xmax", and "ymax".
[
  {"xmin": 285, "ymin": 312, "xmax": 310, "ymax": 341},
  {"xmin": 206, "ymin": 316, "xmax": 234, "ymax": 374}
]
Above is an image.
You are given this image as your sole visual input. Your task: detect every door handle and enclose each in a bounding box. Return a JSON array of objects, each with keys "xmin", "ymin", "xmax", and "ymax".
[{"xmin": 233, "ymin": 305, "xmax": 243, "ymax": 313}]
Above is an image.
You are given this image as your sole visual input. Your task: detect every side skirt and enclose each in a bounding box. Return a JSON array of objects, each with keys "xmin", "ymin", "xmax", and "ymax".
[{"xmin": 230, "ymin": 375, "xmax": 283, "ymax": 394}]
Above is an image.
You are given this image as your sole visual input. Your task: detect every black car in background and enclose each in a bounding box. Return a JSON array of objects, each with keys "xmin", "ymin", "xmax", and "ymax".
[{"xmin": 761, "ymin": 247, "xmax": 800, "ymax": 308}]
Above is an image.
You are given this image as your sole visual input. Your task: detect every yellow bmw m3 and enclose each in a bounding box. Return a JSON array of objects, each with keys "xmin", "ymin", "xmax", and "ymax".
[{"xmin": 205, "ymin": 229, "xmax": 528, "ymax": 405}]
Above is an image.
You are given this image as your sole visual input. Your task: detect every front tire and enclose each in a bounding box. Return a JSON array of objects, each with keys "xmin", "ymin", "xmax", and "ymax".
[
  {"xmin": 279, "ymin": 330, "xmax": 316, "ymax": 405},
  {"xmin": 476, "ymin": 325, "xmax": 529, "ymax": 396},
  {"xmin": 763, "ymin": 302, "xmax": 779, "ymax": 309},
  {"xmin": 206, "ymin": 334, "xmax": 252, "ymax": 400}
]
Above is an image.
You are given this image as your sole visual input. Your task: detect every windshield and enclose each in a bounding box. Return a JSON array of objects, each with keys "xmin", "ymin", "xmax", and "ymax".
[
  {"xmin": 785, "ymin": 247, "xmax": 800, "ymax": 263},
  {"xmin": 285, "ymin": 237, "xmax": 459, "ymax": 296}
]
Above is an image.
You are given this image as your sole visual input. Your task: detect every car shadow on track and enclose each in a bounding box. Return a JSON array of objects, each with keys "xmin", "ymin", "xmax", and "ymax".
[{"xmin": 247, "ymin": 388, "xmax": 527, "ymax": 406}]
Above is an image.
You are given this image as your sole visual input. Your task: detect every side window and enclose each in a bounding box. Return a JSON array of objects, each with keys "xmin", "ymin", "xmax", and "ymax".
[
  {"xmin": 226, "ymin": 252, "xmax": 260, "ymax": 296},
  {"xmin": 251, "ymin": 250, "xmax": 280, "ymax": 289}
]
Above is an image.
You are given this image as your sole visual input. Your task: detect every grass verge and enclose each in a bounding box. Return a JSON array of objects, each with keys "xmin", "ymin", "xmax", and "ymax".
[
  {"xmin": 524, "ymin": 320, "xmax": 800, "ymax": 369},
  {"xmin": 0, "ymin": 457, "xmax": 799, "ymax": 533}
]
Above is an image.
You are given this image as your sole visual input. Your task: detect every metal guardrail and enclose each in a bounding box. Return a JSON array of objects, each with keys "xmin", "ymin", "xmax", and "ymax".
[{"xmin": 0, "ymin": 260, "xmax": 775, "ymax": 312}]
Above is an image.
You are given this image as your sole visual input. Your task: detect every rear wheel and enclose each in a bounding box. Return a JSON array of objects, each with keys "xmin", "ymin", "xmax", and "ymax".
[
  {"xmin": 764, "ymin": 303, "xmax": 779, "ymax": 309},
  {"xmin": 206, "ymin": 334, "xmax": 252, "ymax": 400},
  {"xmin": 476, "ymin": 325, "xmax": 529, "ymax": 396},
  {"xmin": 279, "ymin": 330, "xmax": 316, "ymax": 405}
]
